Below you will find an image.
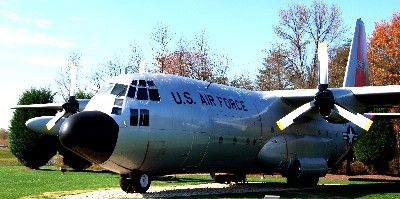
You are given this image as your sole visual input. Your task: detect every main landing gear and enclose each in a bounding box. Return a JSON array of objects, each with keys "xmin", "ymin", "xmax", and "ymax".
[{"xmin": 119, "ymin": 170, "xmax": 151, "ymax": 193}]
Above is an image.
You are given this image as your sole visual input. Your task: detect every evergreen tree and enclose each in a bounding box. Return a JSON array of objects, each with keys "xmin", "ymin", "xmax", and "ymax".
[
  {"xmin": 9, "ymin": 88, "xmax": 58, "ymax": 169},
  {"xmin": 354, "ymin": 117, "xmax": 396, "ymax": 173}
]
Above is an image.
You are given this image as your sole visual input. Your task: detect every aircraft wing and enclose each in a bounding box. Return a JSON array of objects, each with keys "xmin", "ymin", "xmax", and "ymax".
[
  {"xmin": 275, "ymin": 85, "xmax": 400, "ymax": 115},
  {"xmin": 346, "ymin": 85, "xmax": 400, "ymax": 107},
  {"xmin": 12, "ymin": 99, "xmax": 90, "ymax": 112},
  {"xmin": 12, "ymin": 103, "xmax": 63, "ymax": 110}
]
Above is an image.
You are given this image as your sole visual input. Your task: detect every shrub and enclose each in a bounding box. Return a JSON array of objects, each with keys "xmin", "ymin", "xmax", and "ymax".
[
  {"xmin": 354, "ymin": 118, "xmax": 396, "ymax": 173},
  {"xmin": 9, "ymin": 88, "xmax": 58, "ymax": 169}
]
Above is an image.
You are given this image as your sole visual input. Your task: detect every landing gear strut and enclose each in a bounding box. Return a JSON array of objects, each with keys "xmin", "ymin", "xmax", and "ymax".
[{"xmin": 120, "ymin": 171, "xmax": 151, "ymax": 193}]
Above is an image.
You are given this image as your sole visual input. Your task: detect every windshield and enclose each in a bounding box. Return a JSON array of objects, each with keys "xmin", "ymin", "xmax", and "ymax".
[{"xmin": 98, "ymin": 83, "xmax": 115, "ymax": 94}]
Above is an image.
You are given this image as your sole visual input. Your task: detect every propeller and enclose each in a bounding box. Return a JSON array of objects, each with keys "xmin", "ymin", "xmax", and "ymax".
[
  {"xmin": 46, "ymin": 63, "xmax": 79, "ymax": 131},
  {"xmin": 276, "ymin": 43, "xmax": 373, "ymax": 132}
]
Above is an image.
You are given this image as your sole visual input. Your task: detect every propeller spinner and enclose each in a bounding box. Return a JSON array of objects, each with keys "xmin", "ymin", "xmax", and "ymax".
[{"xmin": 276, "ymin": 43, "xmax": 373, "ymax": 132}]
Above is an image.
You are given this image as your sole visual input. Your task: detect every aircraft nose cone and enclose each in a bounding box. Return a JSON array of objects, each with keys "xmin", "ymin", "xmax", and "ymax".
[{"xmin": 59, "ymin": 111, "xmax": 119, "ymax": 164}]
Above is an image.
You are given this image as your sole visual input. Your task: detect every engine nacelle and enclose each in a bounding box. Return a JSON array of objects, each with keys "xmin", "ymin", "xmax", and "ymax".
[
  {"xmin": 294, "ymin": 157, "xmax": 328, "ymax": 178},
  {"xmin": 257, "ymin": 134, "xmax": 329, "ymax": 178}
]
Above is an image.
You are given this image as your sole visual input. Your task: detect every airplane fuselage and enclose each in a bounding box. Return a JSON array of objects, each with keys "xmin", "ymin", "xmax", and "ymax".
[{"xmin": 83, "ymin": 73, "xmax": 352, "ymax": 176}]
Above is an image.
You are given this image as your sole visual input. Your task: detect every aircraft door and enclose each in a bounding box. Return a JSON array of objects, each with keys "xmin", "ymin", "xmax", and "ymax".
[{"xmin": 178, "ymin": 96, "xmax": 211, "ymax": 169}]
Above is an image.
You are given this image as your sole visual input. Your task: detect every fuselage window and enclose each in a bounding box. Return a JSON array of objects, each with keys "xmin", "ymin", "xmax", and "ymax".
[
  {"xmin": 136, "ymin": 88, "xmax": 148, "ymax": 100},
  {"xmin": 111, "ymin": 84, "xmax": 127, "ymax": 97},
  {"xmin": 111, "ymin": 107, "xmax": 122, "ymax": 115},
  {"xmin": 127, "ymin": 86, "xmax": 136, "ymax": 98},
  {"xmin": 130, "ymin": 109, "xmax": 139, "ymax": 126},
  {"xmin": 139, "ymin": 109, "xmax": 149, "ymax": 126}
]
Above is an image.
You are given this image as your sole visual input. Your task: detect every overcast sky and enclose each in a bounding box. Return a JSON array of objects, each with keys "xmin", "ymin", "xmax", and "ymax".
[{"xmin": 0, "ymin": 0, "xmax": 399, "ymax": 129}]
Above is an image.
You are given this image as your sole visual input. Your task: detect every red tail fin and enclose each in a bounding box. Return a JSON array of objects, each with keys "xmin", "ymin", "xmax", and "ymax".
[{"xmin": 343, "ymin": 19, "xmax": 369, "ymax": 87}]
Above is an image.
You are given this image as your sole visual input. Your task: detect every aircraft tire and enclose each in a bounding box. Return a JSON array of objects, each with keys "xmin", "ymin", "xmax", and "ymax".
[
  {"xmin": 119, "ymin": 174, "xmax": 134, "ymax": 193},
  {"xmin": 286, "ymin": 160, "xmax": 301, "ymax": 186},
  {"xmin": 131, "ymin": 171, "xmax": 151, "ymax": 193}
]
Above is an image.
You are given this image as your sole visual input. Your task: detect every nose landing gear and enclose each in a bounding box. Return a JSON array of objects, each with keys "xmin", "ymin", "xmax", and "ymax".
[{"xmin": 119, "ymin": 171, "xmax": 151, "ymax": 193}]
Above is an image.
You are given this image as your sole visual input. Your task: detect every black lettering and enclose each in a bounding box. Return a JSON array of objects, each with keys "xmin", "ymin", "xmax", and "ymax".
[
  {"xmin": 171, "ymin": 92, "xmax": 183, "ymax": 104},
  {"xmin": 200, "ymin": 94, "xmax": 208, "ymax": 105},
  {"xmin": 240, "ymin": 101, "xmax": 248, "ymax": 111},
  {"xmin": 217, "ymin": 96, "xmax": 223, "ymax": 107},
  {"xmin": 235, "ymin": 100, "xmax": 242, "ymax": 110},
  {"xmin": 229, "ymin": 99, "xmax": 238, "ymax": 110},
  {"xmin": 223, "ymin": 98, "xmax": 231, "ymax": 109},
  {"xmin": 207, "ymin": 94, "xmax": 216, "ymax": 106},
  {"xmin": 184, "ymin": 92, "xmax": 193, "ymax": 104}
]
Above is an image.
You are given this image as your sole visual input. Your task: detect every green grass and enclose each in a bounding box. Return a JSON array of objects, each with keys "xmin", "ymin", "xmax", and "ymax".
[
  {"xmin": 0, "ymin": 166, "xmax": 119, "ymax": 198},
  {"xmin": 0, "ymin": 148, "xmax": 21, "ymax": 166},
  {"xmin": 0, "ymin": 148, "xmax": 399, "ymax": 198}
]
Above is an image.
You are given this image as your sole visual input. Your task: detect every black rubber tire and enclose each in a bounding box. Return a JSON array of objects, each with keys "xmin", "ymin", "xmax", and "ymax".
[
  {"xmin": 131, "ymin": 171, "xmax": 151, "ymax": 193},
  {"xmin": 119, "ymin": 174, "xmax": 134, "ymax": 193},
  {"xmin": 286, "ymin": 160, "xmax": 301, "ymax": 186}
]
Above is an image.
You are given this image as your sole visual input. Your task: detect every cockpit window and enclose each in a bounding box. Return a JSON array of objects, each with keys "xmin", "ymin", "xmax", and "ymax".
[
  {"xmin": 137, "ymin": 88, "xmax": 148, "ymax": 100},
  {"xmin": 138, "ymin": 80, "xmax": 147, "ymax": 87},
  {"xmin": 127, "ymin": 79, "xmax": 160, "ymax": 101},
  {"xmin": 111, "ymin": 84, "xmax": 128, "ymax": 97},
  {"xmin": 149, "ymin": 89, "xmax": 160, "ymax": 101},
  {"xmin": 147, "ymin": 80, "xmax": 156, "ymax": 88},
  {"xmin": 127, "ymin": 86, "xmax": 136, "ymax": 98}
]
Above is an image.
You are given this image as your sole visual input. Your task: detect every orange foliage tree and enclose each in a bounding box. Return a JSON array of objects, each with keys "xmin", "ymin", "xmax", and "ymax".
[
  {"xmin": 369, "ymin": 13, "xmax": 400, "ymax": 86},
  {"xmin": 368, "ymin": 12, "xmax": 400, "ymax": 175}
]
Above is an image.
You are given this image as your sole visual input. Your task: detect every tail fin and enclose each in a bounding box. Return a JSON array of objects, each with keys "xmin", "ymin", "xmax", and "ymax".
[{"xmin": 343, "ymin": 18, "xmax": 369, "ymax": 87}]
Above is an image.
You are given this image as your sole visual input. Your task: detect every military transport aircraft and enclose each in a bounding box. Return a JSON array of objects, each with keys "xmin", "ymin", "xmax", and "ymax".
[{"xmin": 13, "ymin": 19, "xmax": 400, "ymax": 193}]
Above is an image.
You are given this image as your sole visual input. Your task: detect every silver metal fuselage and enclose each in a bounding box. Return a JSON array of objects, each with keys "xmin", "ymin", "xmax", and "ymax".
[{"xmin": 84, "ymin": 73, "xmax": 352, "ymax": 175}]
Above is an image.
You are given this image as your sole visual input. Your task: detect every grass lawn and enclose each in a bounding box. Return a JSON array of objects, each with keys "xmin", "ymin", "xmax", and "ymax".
[
  {"xmin": 0, "ymin": 147, "xmax": 399, "ymax": 198},
  {"xmin": 0, "ymin": 147, "xmax": 21, "ymax": 166},
  {"xmin": 0, "ymin": 166, "xmax": 119, "ymax": 198}
]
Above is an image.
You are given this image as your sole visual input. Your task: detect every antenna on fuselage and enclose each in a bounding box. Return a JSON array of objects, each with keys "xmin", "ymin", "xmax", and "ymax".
[{"xmin": 206, "ymin": 82, "xmax": 212, "ymax": 89}]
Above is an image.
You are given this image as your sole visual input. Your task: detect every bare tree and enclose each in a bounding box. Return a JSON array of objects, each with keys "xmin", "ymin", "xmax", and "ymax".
[
  {"xmin": 273, "ymin": 1, "xmax": 346, "ymax": 88},
  {"xmin": 257, "ymin": 44, "xmax": 292, "ymax": 90},
  {"xmin": 90, "ymin": 42, "xmax": 143, "ymax": 92},
  {"xmin": 212, "ymin": 54, "xmax": 230, "ymax": 85},
  {"xmin": 192, "ymin": 30, "xmax": 213, "ymax": 81},
  {"xmin": 152, "ymin": 23, "xmax": 172, "ymax": 73},
  {"xmin": 230, "ymin": 74, "xmax": 255, "ymax": 90},
  {"xmin": 126, "ymin": 42, "xmax": 143, "ymax": 74},
  {"xmin": 56, "ymin": 51, "xmax": 81, "ymax": 101},
  {"xmin": 329, "ymin": 40, "xmax": 351, "ymax": 87}
]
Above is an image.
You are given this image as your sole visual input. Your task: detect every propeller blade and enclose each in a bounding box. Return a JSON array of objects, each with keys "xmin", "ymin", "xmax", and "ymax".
[
  {"xmin": 334, "ymin": 104, "xmax": 373, "ymax": 131},
  {"xmin": 276, "ymin": 101, "xmax": 315, "ymax": 131},
  {"xmin": 318, "ymin": 42, "xmax": 329, "ymax": 85},
  {"xmin": 46, "ymin": 110, "xmax": 66, "ymax": 131},
  {"xmin": 70, "ymin": 63, "xmax": 77, "ymax": 97},
  {"xmin": 12, "ymin": 103, "xmax": 63, "ymax": 110}
]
